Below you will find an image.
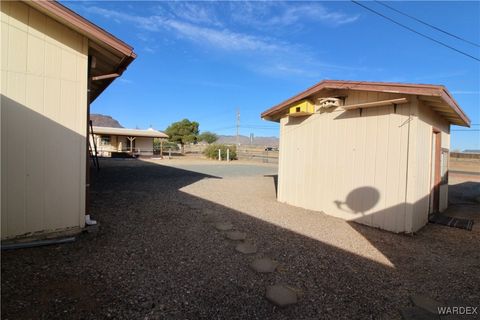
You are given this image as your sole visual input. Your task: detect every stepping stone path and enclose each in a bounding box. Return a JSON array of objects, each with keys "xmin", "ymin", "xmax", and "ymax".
[
  {"xmin": 225, "ymin": 231, "xmax": 247, "ymax": 241},
  {"xmin": 235, "ymin": 242, "xmax": 257, "ymax": 254},
  {"xmin": 250, "ymin": 258, "xmax": 278, "ymax": 273},
  {"xmin": 215, "ymin": 222, "xmax": 233, "ymax": 231},
  {"xmin": 207, "ymin": 214, "xmax": 298, "ymax": 308},
  {"xmin": 265, "ymin": 285, "xmax": 298, "ymax": 307}
]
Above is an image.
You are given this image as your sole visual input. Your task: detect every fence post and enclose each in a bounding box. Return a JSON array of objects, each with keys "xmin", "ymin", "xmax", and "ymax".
[
  {"xmin": 168, "ymin": 148, "xmax": 171, "ymax": 159},
  {"xmin": 218, "ymin": 149, "xmax": 221, "ymax": 161},
  {"xmin": 227, "ymin": 148, "xmax": 230, "ymax": 162}
]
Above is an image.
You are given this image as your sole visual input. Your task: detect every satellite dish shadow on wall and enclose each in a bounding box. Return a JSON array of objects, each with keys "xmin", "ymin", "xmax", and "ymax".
[{"xmin": 334, "ymin": 186, "xmax": 380, "ymax": 215}]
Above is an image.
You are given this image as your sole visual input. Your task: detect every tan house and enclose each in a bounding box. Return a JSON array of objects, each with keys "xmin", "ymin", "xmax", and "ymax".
[
  {"xmin": 1, "ymin": 1, "xmax": 136, "ymax": 239},
  {"xmin": 262, "ymin": 80, "xmax": 470, "ymax": 233},
  {"xmin": 91, "ymin": 126, "xmax": 168, "ymax": 157}
]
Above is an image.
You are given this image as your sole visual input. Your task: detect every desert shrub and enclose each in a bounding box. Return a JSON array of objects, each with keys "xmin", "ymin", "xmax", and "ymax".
[
  {"xmin": 162, "ymin": 141, "xmax": 180, "ymax": 151},
  {"xmin": 203, "ymin": 144, "xmax": 237, "ymax": 160}
]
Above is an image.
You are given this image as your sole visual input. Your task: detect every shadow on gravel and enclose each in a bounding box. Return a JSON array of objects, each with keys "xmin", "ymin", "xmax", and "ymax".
[
  {"xmin": 264, "ymin": 174, "xmax": 278, "ymax": 197},
  {"xmin": 2, "ymin": 159, "xmax": 479, "ymax": 319}
]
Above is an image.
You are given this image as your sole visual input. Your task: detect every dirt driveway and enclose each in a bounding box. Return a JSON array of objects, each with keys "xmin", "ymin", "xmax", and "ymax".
[{"xmin": 2, "ymin": 158, "xmax": 479, "ymax": 319}]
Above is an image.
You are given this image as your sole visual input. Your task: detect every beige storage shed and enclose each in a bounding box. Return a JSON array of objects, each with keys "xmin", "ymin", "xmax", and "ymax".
[
  {"xmin": 261, "ymin": 80, "xmax": 470, "ymax": 233},
  {"xmin": 1, "ymin": 0, "xmax": 136, "ymax": 239}
]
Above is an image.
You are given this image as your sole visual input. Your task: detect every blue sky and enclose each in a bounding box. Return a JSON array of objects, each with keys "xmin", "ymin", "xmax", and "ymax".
[{"xmin": 64, "ymin": 1, "xmax": 479, "ymax": 150}]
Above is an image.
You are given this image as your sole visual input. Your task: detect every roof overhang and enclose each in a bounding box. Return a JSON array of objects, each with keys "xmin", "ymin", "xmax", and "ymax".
[
  {"xmin": 93, "ymin": 126, "xmax": 169, "ymax": 138},
  {"xmin": 261, "ymin": 80, "xmax": 470, "ymax": 127},
  {"xmin": 26, "ymin": 0, "xmax": 137, "ymax": 102}
]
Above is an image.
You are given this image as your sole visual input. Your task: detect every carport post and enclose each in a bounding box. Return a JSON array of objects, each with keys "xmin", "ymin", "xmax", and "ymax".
[
  {"xmin": 127, "ymin": 136, "xmax": 136, "ymax": 153},
  {"xmin": 227, "ymin": 148, "xmax": 230, "ymax": 162},
  {"xmin": 218, "ymin": 149, "xmax": 221, "ymax": 161}
]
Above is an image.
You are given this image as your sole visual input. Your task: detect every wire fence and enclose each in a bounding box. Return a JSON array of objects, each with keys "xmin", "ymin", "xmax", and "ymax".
[
  {"xmin": 183, "ymin": 144, "xmax": 279, "ymax": 163},
  {"xmin": 237, "ymin": 148, "xmax": 279, "ymax": 164}
]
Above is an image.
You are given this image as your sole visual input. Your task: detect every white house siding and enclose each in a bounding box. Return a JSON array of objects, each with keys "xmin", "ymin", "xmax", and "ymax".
[
  {"xmin": 277, "ymin": 91, "xmax": 414, "ymax": 233},
  {"xmin": 135, "ymin": 137, "xmax": 154, "ymax": 155},
  {"xmin": 92, "ymin": 135, "xmax": 154, "ymax": 155},
  {"xmin": 1, "ymin": 2, "xmax": 88, "ymax": 239}
]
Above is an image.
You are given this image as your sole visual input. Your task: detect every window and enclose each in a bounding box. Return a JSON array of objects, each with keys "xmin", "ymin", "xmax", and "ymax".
[
  {"xmin": 100, "ymin": 135, "xmax": 111, "ymax": 146},
  {"xmin": 440, "ymin": 148, "xmax": 449, "ymax": 185}
]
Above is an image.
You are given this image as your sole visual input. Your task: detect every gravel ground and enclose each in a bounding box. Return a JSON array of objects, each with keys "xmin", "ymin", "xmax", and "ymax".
[{"xmin": 2, "ymin": 158, "xmax": 479, "ymax": 319}]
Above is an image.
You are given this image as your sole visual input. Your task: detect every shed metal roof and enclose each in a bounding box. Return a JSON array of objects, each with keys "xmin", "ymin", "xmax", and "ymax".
[{"xmin": 261, "ymin": 80, "xmax": 470, "ymax": 127}]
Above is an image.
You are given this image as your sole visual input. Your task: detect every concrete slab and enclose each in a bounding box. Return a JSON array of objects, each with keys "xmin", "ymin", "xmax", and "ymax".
[
  {"xmin": 225, "ymin": 231, "xmax": 247, "ymax": 241},
  {"xmin": 250, "ymin": 258, "xmax": 278, "ymax": 273},
  {"xmin": 265, "ymin": 285, "xmax": 298, "ymax": 307},
  {"xmin": 235, "ymin": 242, "xmax": 257, "ymax": 254}
]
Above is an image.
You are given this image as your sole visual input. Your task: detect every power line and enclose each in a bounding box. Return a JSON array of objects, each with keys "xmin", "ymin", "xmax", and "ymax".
[
  {"xmin": 375, "ymin": 1, "xmax": 480, "ymax": 48},
  {"xmin": 351, "ymin": 1, "xmax": 480, "ymax": 62}
]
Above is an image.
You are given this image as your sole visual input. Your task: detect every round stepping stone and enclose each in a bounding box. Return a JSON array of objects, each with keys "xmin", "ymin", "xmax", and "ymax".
[
  {"xmin": 235, "ymin": 242, "xmax": 257, "ymax": 254},
  {"xmin": 215, "ymin": 222, "xmax": 233, "ymax": 231},
  {"xmin": 189, "ymin": 203, "xmax": 203, "ymax": 209},
  {"xmin": 265, "ymin": 285, "xmax": 298, "ymax": 307},
  {"xmin": 225, "ymin": 231, "xmax": 247, "ymax": 241},
  {"xmin": 250, "ymin": 258, "xmax": 278, "ymax": 273}
]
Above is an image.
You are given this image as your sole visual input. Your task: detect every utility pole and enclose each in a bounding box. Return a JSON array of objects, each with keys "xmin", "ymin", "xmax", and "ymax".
[{"xmin": 236, "ymin": 109, "xmax": 240, "ymax": 146}]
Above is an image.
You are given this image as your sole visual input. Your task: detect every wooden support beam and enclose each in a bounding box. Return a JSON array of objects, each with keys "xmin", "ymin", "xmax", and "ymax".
[
  {"xmin": 127, "ymin": 136, "xmax": 136, "ymax": 153},
  {"xmin": 342, "ymin": 98, "xmax": 408, "ymax": 111},
  {"xmin": 91, "ymin": 73, "xmax": 120, "ymax": 81}
]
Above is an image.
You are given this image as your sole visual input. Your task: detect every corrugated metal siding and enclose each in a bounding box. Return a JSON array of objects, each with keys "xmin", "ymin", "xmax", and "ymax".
[
  {"xmin": 1, "ymin": 1, "xmax": 88, "ymax": 239},
  {"xmin": 277, "ymin": 91, "xmax": 412, "ymax": 232}
]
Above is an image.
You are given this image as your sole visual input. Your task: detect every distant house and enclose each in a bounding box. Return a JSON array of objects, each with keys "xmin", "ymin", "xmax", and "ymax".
[
  {"xmin": 92, "ymin": 126, "xmax": 168, "ymax": 157},
  {"xmin": 1, "ymin": 1, "xmax": 135, "ymax": 239},
  {"xmin": 262, "ymin": 80, "xmax": 470, "ymax": 233}
]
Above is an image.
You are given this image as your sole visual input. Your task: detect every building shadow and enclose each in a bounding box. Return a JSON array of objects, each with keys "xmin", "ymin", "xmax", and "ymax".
[
  {"xmin": 2, "ymin": 158, "xmax": 479, "ymax": 319},
  {"xmin": 1, "ymin": 95, "xmax": 87, "ymax": 240},
  {"xmin": 263, "ymin": 174, "xmax": 278, "ymax": 197}
]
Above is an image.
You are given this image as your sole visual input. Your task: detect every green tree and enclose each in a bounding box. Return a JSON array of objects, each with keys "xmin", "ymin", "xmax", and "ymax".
[
  {"xmin": 165, "ymin": 119, "xmax": 199, "ymax": 153},
  {"xmin": 198, "ymin": 131, "xmax": 219, "ymax": 144}
]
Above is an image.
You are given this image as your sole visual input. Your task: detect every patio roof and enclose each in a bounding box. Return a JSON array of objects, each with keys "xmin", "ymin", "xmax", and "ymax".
[{"xmin": 93, "ymin": 126, "xmax": 168, "ymax": 138}]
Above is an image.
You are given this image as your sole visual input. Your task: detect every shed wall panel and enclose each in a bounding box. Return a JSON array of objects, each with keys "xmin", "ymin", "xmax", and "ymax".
[
  {"xmin": 1, "ymin": 2, "xmax": 88, "ymax": 239},
  {"xmin": 277, "ymin": 91, "xmax": 411, "ymax": 232}
]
